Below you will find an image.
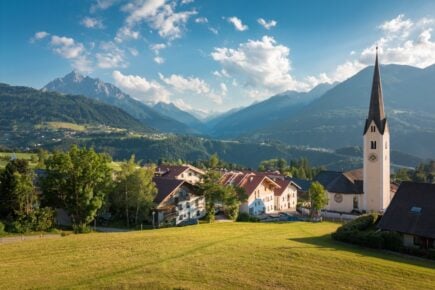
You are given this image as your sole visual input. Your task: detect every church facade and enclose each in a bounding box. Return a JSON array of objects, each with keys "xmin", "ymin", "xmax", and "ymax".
[{"xmin": 316, "ymin": 50, "xmax": 394, "ymax": 214}]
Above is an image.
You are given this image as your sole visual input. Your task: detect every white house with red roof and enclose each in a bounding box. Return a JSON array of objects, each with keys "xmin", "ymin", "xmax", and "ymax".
[
  {"xmin": 155, "ymin": 164, "xmax": 205, "ymax": 185},
  {"xmin": 221, "ymin": 171, "xmax": 297, "ymax": 216}
]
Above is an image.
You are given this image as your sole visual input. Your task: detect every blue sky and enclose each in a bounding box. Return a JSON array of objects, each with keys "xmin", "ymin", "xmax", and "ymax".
[{"xmin": 1, "ymin": 0, "xmax": 435, "ymax": 114}]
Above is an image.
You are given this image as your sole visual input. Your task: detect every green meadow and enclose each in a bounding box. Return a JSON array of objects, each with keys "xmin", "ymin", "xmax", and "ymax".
[{"xmin": 0, "ymin": 222, "xmax": 434, "ymax": 289}]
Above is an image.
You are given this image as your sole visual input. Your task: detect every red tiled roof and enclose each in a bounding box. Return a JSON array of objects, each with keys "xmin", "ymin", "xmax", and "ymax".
[{"xmin": 220, "ymin": 171, "xmax": 281, "ymax": 197}]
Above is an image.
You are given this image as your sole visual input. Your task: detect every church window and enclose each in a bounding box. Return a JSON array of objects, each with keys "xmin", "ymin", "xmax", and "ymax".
[
  {"xmin": 353, "ymin": 196, "xmax": 359, "ymax": 209},
  {"xmin": 371, "ymin": 126, "xmax": 376, "ymax": 132},
  {"xmin": 371, "ymin": 141, "xmax": 377, "ymax": 149}
]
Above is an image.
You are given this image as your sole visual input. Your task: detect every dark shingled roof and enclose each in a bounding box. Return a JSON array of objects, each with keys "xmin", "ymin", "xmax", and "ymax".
[
  {"xmin": 152, "ymin": 177, "xmax": 185, "ymax": 204},
  {"xmin": 314, "ymin": 169, "xmax": 363, "ymax": 194},
  {"xmin": 290, "ymin": 178, "xmax": 312, "ymax": 192},
  {"xmin": 364, "ymin": 49, "xmax": 387, "ymax": 135},
  {"xmin": 377, "ymin": 182, "xmax": 435, "ymax": 239}
]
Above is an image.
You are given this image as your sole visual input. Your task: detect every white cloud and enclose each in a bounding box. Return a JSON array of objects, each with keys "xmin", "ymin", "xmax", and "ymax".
[
  {"xmin": 90, "ymin": 0, "xmax": 118, "ymax": 13},
  {"xmin": 49, "ymin": 35, "xmax": 92, "ymax": 73},
  {"xmin": 181, "ymin": 0, "xmax": 194, "ymax": 4},
  {"xmin": 211, "ymin": 35, "xmax": 307, "ymax": 98},
  {"xmin": 32, "ymin": 31, "xmax": 49, "ymax": 41},
  {"xmin": 81, "ymin": 17, "xmax": 104, "ymax": 29},
  {"xmin": 227, "ymin": 16, "xmax": 248, "ymax": 31},
  {"xmin": 96, "ymin": 42, "xmax": 127, "ymax": 69},
  {"xmin": 308, "ymin": 14, "xmax": 435, "ymax": 86},
  {"xmin": 129, "ymin": 47, "xmax": 139, "ymax": 56},
  {"xmin": 150, "ymin": 43, "xmax": 166, "ymax": 54},
  {"xmin": 257, "ymin": 18, "xmax": 277, "ymax": 30},
  {"xmin": 209, "ymin": 27, "xmax": 219, "ymax": 35},
  {"xmin": 115, "ymin": 26, "xmax": 140, "ymax": 43},
  {"xmin": 220, "ymin": 82, "xmax": 228, "ymax": 96},
  {"xmin": 118, "ymin": 0, "xmax": 197, "ymax": 41},
  {"xmin": 154, "ymin": 56, "xmax": 165, "ymax": 64},
  {"xmin": 173, "ymin": 98, "xmax": 192, "ymax": 110},
  {"xmin": 379, "ymin": 14, "xmax": 412, "ymax": 36},
  {"xmin": 112, "ymin": 70, "xmax": 170, "ymax": 103},
  {"xmin": 195, "ymin": 17, "xmax": 208, "ymax": 24},
  {"xmin": 159, "ymin": 73, "xmax": 210, "ymax": 94}
]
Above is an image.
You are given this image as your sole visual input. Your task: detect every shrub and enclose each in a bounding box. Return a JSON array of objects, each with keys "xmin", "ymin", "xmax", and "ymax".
[
  {"xmin": 380, "ymin": 231, "xmax": 402, "ymax": 251},
  {"xmin": 0, "ymin": 221, "xmax": 5, "ymax": 233},
  {"xmin": 236, "ymin": 212, "xmax": 259, "ymax": 222}
]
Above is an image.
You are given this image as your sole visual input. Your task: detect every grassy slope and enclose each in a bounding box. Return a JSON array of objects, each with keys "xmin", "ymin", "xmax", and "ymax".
[{"xmin": 0, "ymin": 222, "xmax": 434, "ymax": 289}]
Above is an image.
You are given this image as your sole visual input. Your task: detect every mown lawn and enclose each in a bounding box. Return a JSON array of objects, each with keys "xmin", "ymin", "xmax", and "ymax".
[{"xmin": 0, "ymin": 222, "xmax": 434, "ymax": 289}]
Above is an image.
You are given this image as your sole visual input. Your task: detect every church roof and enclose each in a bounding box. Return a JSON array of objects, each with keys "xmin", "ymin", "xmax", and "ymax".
[
  {"xmin": 314, "ymin": 169, "xmax": 363, "ymax": 194},
  {"xmin": 377, "ymin": 182, "xmax": 435, "ymax": 239},
  {"xmin": 364, "ymin": 49, "xmax": 387, "ymax": 135}
]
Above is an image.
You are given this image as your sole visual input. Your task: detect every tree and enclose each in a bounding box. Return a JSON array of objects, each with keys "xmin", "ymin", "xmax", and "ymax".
[
  {"xmin": 0, "ymin": 159, "xmax": 37, "ymax": 219},
  {"xmin": 209, "ymin": 153, "xmax": 219, "ymax": 169},
  {"xmin": 308, "ymin": 181, "xmax": 328, "ymax": 219},
  {"xmin": 110, "ymin": 156, "xmax": 157, "ymax": 227},
  {"xmin": 41, "ymin": 146, "xmax": 112, "ymax": 233}
]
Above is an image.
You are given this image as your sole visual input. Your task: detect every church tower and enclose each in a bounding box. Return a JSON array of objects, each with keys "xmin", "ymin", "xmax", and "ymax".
[{"xmin": 363, "ymin": 48, "xmax": 391, "ymax": 212}]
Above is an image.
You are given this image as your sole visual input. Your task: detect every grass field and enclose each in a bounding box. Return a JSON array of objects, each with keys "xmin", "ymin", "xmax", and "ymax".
[{"xmin": 0, "ymin": 222, "xmax": 434, "ymax": 289}]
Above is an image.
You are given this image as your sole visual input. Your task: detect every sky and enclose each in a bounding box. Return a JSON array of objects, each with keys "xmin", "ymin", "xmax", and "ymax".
[{"xmin": 1, "ymin": 0, "xmax": 435, "ymax": 115}]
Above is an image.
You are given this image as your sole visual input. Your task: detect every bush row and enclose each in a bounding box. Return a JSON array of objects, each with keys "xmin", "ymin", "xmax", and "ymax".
[
  {"xmin": 236, "ymin": 212, "xmax": 260, "ymax": 222},
  {"xmin": 332, "ymin": 214, "xmax": 403, "ymax": 251},
  {"xmin": 3, "ymin": 208, "xmax": 55, "ymax": 233}
]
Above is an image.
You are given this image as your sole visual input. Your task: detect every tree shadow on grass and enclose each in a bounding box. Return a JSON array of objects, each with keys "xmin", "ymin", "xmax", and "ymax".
[{"xmin": 289, "ymin": 234, "xmax": 435, "ymax": 268}]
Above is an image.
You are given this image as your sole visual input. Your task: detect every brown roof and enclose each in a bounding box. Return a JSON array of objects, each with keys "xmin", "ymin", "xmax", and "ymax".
[
  {"xmin": 273, "ymin": 178, "xmax": 301, "ymax": 196},
  {"xmin": 155, "ymin": 164, "xmax": 205, "ymax": 179},
  {"xmin": 152, "ymin": 177, "xmax": 185, "ymax": 204},
  {"xmin": 377, "ymin": 182, "xmax": 435, "ymax": 239},
  {"xmin": 220, "ymin": 171, "xmax": 281, "ymax": 197}
]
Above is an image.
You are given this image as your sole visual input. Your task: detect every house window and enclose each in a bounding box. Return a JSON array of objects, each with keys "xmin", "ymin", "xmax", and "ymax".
[
  {"xmin": 371, "ymin": 141, "xmax": 377, "ymax": 149},
  {"xmin": 371, "ymin": 125, "xmax": 376, "ymax": 132}
]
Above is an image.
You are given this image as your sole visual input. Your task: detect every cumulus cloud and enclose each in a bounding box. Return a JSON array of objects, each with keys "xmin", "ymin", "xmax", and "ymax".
[
  {"xmin": 154, "ymin": 56, "xmax": 165, "ymax": 64},
  {"xmin": 159, "ymin": 73, "xmax": 210, "ymax": 94},
  {"xmin": 81, "ymin": 17, "xmax": 104, "ymax": 29},
  {"xmin": 220, "ymin": 82, "xmax": 228, "ymax": 95},
  {"xmin": 115, "ymin": 26, "xmax": 140, "ymax": 43},
  {"xmin": 96, "ymin": 42, "xmax": 127, "ymax": 69},
  {"xmin": 49, "ymin": 35, "xmax": 93, "ymax": 72},
  {"xmin": 227, "ymin": 16, "xmax": 248, "ymax": 31},
  {"xmin": 112, "ymin": 70, "xmax": 170, "ymax": 103},
  {"xmin": 307, "ymin": 14, "xmax": 435, "ymax": 86},
  {"xmin": 181, "ymin": 0, "xmax": 194, "ymax": 4},
  {"xmin": 211, "ymin": 35, "xmax": 307, "ymax": 98},
  {"xmin": 90, "ymin": 0, "xmax": 118, "ymax": 13},
  {"xmin": 32, "ymin": 31, "xmax": 49, "ymax": 41},
  {"xmin": 257, "ymin": 18, "xmax": 277, "ymax": 30},
  {"xmin": 150, "ymin": 43, "xmax": 166, "ymax": 54},
  {"xmin": 117, "ymin": 0, "xmax": 197, "ymax": 41}
]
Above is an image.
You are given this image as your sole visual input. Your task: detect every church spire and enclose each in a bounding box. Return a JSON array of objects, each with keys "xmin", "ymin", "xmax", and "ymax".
[{"xmin": 364, "ymin": 47, "xmax": 387, "ymax": 134}]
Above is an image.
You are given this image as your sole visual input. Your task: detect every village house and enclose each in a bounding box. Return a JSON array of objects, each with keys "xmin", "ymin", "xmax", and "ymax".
[
  {"xmin": 377, "ymin": 182, "xmax": 435, "ymax": 249},
  {"xmin": 153, "ymin": 177, "xmax": 206, "ymax": 227},
  {"xmin": 155, "ymin": 164, "xmax": 205, "ymax": 184},
  {"xmin": 272, "ymin": 178, "xmax": 300, "ymax": 212},
  {"xmin": 221, "ymin": 171, "xmax": 298, "ymax": 216}
]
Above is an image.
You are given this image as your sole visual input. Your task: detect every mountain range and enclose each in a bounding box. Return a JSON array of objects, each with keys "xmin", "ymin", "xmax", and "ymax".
[
  {"xmin": 43, "ymin": 72, "xmax": 195, "ymax": 134},
  {"xmin": 1, "ymin": 62, "xmax": 434, "ymax": 167}
]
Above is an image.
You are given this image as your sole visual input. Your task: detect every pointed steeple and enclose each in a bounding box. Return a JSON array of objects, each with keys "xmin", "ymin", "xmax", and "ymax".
[{"xmin": 364, "ymin": 47, "xmax": 387, "ymax": 134}]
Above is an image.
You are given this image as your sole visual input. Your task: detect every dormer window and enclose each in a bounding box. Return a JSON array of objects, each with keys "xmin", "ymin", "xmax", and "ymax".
[
  {"xmin": 370, "ymin": 125, "xmax": 376, "ymax": 132},
  {"xmin": 371, "ymin": 141, "xmax": 377, "ymax": 149}
]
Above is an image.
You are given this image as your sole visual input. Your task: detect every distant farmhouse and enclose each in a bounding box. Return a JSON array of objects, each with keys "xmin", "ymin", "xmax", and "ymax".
[{"xmin": 315, "ymin": 49, "xmax": 397, "ymax": 214}]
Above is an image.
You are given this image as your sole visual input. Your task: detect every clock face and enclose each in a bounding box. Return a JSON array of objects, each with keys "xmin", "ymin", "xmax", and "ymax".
[
  {"xmin": 334, "ymin": 193, "xmax": 343, "ymax": 203},
  {"xmin": 368, "ymin": 153, "xmax": 378, "ymax": 162}
]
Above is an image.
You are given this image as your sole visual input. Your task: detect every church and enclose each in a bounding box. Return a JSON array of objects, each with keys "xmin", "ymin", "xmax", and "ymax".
[{"xmin": 316, "ymin": 49, "xmax": 396, "ymax": 214}]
